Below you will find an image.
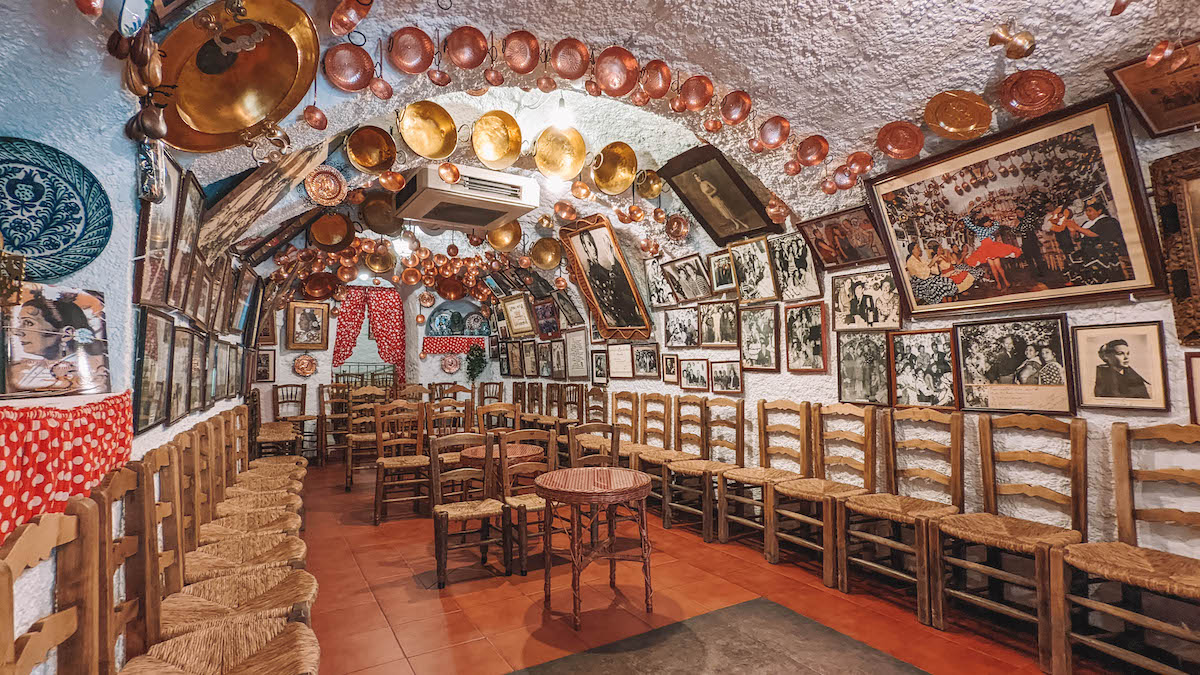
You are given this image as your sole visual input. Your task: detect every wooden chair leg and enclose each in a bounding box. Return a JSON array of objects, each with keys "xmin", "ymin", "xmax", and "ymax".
[
  {"xmin": 543, "ymin": 499, "xmax": 553, "ymax": 609},
  {"xmin": 834, "ymin": 498, "xmax": 850, "ymax": 592},
  {"xmin": 345, "ymin": 448, "xmax": 354, "ymax": 491},
  {"xmin": 915, "ymin": 516, "xmax": 931, "ymax": 626},
  {"xmin": 373, "ymin": 464, "xmax": 385, "ymax": 526},
  {"xmin": 828, "ymin": 496, "xmax": 842, "ymax": 591},
  {"xmin": 607, "ymin": 503, "xmax": 617, "ymax": 588},
  {"xmin": 480, "ymin": 518, "xmax": 490, "ymax": 566},
  {"xmin": 929, "ymin": 524, "xmax": 947, "ymax": 630},
  {"xmin": 1048, "ymin": 546, "xmax": 1072, "ymax": 675},
  {"xmin": 634, "ymin": 498, "xmax": 653, "ymax": 614},
  {"xmin": 661, "ymin": 465, "xmax": 673, "ymax": 529},
  {"xmin": 518, "ymin": 507, "xmax": 529, "ymax": 576},
  {"xmin": 701, "ymin": 471, "xmax": 714, "ymax": 543},
  {"xmin": 717, "ymin": 477, "xmax": 730, "ymax": 544},
  {"xmin": 502, "ymin": 508, "xmax": 512, "ymax": 577},
  {"xmin": 1034, "ymin": 544, "xmax": 1053, "ymax": 673},
  {"xmin": 763, "ymin": 482, "xmax": 779, "ymax": 564},
  {"xmin": 435, "ymin": 513, "xmax": 448, "ymax": 589}
]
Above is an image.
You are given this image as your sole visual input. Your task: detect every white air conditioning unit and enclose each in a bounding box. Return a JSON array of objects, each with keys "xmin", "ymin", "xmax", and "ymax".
[{"xmin": 395, "ymin": 164, "xmax": 539, "ymax": 234}]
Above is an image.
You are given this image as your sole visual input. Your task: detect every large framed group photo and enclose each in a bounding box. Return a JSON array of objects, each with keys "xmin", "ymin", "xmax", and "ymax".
[{"xmin": 865, "ymin": 93, "xmax": 1163, "ymax": 320}]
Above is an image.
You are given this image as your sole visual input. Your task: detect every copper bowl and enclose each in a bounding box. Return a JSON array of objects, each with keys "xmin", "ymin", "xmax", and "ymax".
[
  {"xmin": 398, "ymin": 100, "xmax": 457, "ymax": 160},
  {"xmin": 796, "ymin": 135, "xmax": 829, "ymax": 166},
  {"xmin": 759, "ymin": 116, "xmax": 790, "ymax": 149},
  {"xmin": 308, "ymin": 211, "xmax": 355, "ymax": 252},
  {"xmin": 637, "ymin": 170, "xmax": 663, "ymax": 199},
  {"xmin": 680, "ymin": 75, "xmax": 714, "ymax": 111},
  {"xmin": 720, "ymin": 91, "xmax": 752, "ymax": 125},
  {"xmin": 535, "ymin": 126, "xmax": 586, "ymax": 181},
  {"xmin": 361, "ymin": 190, "xmax": 402, "ymax": 235},
  {"xmin": 551, "ymin": 38, "xmax": 590, "ymax": 80},
  {"xmin": 665, "ymin": 214, "xmax": 690, "ymax": 240},
  {"xmin": 503, "ymin": 30, "xmax": 539, "ymax": 74},
  {"xmin": 595, "ymin": 46, "xmax": 639, "ymax": 97},
  {"xmin": 446, "ymin": 26, "xmax": 488, "ymax": 70},
  {"xmin": 530, "ymin": 237, "xmax": 563, "ymax": 270},
  {"xmin": 642, "ymin": 60, "xmax": 671, "ymax": 98},
  {"xmin": 304, "ymin": 165, "xmax": 348, "ymax": 205},
  {"xmin": 324, "ymin": 42, "xmax": 374, "ymax": 92},
  {"xmin": 592, "ymin": 141, "xmax": 638, "ymax": 195},
  {"xmin": 437, "ymin": 276, "xmax": 466, "ymax": 301},
  {"xmin": 346, "ymin": 125, "xmax": 397, "ymax": 174},
  {"xmin": 471, "ymin": 110, "xmax": 522, "ymax": 170},
  {"xmin": 487, "ymin": 220, "xmax": 522, "ymax": 252},
  {"xmin": 387, "ymin": 26, "xmax": 434, "ymax": 74},
  {"xmin": 303, "ymin": 271, "xmax": 339, "ymax": 300},
  {"xmin": 365, "ymin": 248, "xmax": 397, "ymax": 274}
]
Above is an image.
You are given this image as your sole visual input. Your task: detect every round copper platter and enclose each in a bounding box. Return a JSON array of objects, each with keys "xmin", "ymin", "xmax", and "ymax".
[
  {"xmin": 680, "ymin": 75, "xmax": 714, "ymax": 111},
  {"xmin": 550, "ymin": 38, "xmax": 590, "ymax": 80},
  {"xmin": 324, "ymin": 42, "xmax": 374, "ymax": 92},
  {"xmin": 304, "ymin": 165, "xmax": 348, "ymax": 206},
  {"xmin": 876, "ymin": 121, "xmax": 925, "ymax": 160},
  {"xmin": 445, "ymin": 26, "xmax": 488, "ymax": 70},
  {"xmin": 303, "ymin": 272, "xmax": 338, "ymax": 300},
  {"xmin": 387, "ymin": 26, "xmax": 435, "ymax": 74},
  {"xmin": 999, "ymin": 70, "xmax": 1066, "ymax": 119},
  {"xmin": 503, "ymin": 30, "xmax": 540, "ymax": 75},
  {"xmin": 530, "ymin": 237, "xmax": 563, "ymax": 270},
  {"xmin": 641, "ymin": 60, "xmax": 671, "ymax": 98},
  {"xmin": 924, "ymin": 90, "xmax": 992, "ymax": 141},
  {"xmin": 418, "ymin": 291, "xmax": 436, "ymax": 307},
  {"xmin": 594, "ymin": 46, "xmax": 639, "ymax": 97},
  {"xmin": 308, "ymin": 212, "xmax": 354, "ymax": 252},
  {"xmin": 293, "ymin": 354, "xmax": 318, "ymax": 377},
  {"xmin": 759, "ymin": 116, "xmax": 790, "ymax": 150}
]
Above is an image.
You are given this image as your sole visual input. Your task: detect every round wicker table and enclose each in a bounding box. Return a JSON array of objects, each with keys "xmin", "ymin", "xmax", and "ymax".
[
  {"xmin": 460, "ymin": 443, "xmax": 542, "ymax": 467},
  {"xmin": 535, "ymin": 467, "xmax": 653, "ymax": 630}
]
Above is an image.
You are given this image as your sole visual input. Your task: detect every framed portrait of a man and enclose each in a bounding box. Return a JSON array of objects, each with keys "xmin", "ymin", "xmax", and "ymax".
[
  {"xmin": 662, "ymin": 354, "xmax": 679, "ymax": 384},
  {"xmin": 729, "ymin": 237, "xmax": 779, "ymax": 305},
  {"xmin": 560, "ymin": 215, "xmax": 652, "ymax": 339},
  {"xmin": 866, "ymin": 94, "xmax": 1163, "ymax": 319},
  {"xmin": 739, "ymin": 304, "xmax": 779, "ymax": 372},
  {"xmin": 708, "ymin": 250, "xmax": 736, "ymax": 294},
  {"xmin": 698, "ymin": 299, "xmax": 739, "ymax": 348},
  {"xmin": 831, "ymin": 270, "xmax": 901, "ymax": 331},
  {"xmin": 285, "ymin": 301, "xmax": 329, "ymax": 350},
  {"xmin": 1071, "ymin": 321, "xmax": 1167, "ymax": 411},
  {"xmin": 769, "ymin": 232, "xmax": 822, "ymax": 301},
  {"xmin": 794, "ymin": 206, "xmax": 886, "ymax": 271},
  {"xmin": 660, "ymin": 253, "xmax": 712, "ymax": 304},
  {"xmin": 658, "ymin": 144, "xmax": 782, "ymax": 245},
  {"xmin": 550, "ymin": 339, "xmax": 567, "ymax": 379},
  {"xmin": 953, "ymin": 314, "xmax": 1075, "ymax": 415},
  {"xmin": 591, "ymin": 350, "xmax": 609, "ymax": 385}
]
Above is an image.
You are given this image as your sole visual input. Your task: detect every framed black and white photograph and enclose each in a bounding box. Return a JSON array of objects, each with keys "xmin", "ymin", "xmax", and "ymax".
[
  {"xmin": 769, "ymin": 232, "xmax": 822, "ymax": 301},
  {"xmin": 550, "ymin": 339, "xmax": 567, "ymax": 379},
  {"xmin": 168, "ymin": 326, "xmax": 193, "ymax": 423},
  {"xmin": 953, "ymin": 314, "xmax": 1074, "ymax": 415},
  {"xmin": 657, "ymin": 144, "xmax": 783, "ymax": 245},
  {"xmin": 710, "ymin": 360, "xmax": 743, "ymax": 395},
  {"xmin": 708, "ymin": 250, "xmax": 736, "ymax": 294},
  {"xmin": 784, "ymin": 301, "xmax": 827, "ymax": 373},
  {"xmin": 553, "ymin": 290, "xmax": 585, "ymax": 327},
  {"xmin": 507, "ymin": 340, "xmax": 524, "ymax": 377},
  {"xmin": 660, "ymin": 253, "xmax": 713, "ymax": 303},
  {"xmin": 561, "ymin": 215, "xmax": 653, "ymax": 338},
  {"xmin": 890, "ymin": 329, "xmax": 958, "ymax": 410},
  {"xmin": 499, "ymin": 342, "xmax": 511, "ymax": 376},
  {"xmin": 679, "ymin": 358, "xmax": 710, "ymax": 391},
  {"xmin": 664, "ymin": 307, "xmax": 699, "ymax": 348},
  {"xmin": 537, "ymin": 341, "xmax": 553, "ymax": 378},
  {"xmin": 831, "ymin": 270, "xmax": 901, "ymax": 331},
  {"xmin": 532, "ymin": 297, "xmax": 561, "ymax": 339},
  {"xmin": 837, "ymin": 331, "xmax": 889, "ymax": 405},
  {"xmin": 591, "ymin": 350, "xmax": 609, "ymax": 385},
  {"xmin": 501, "ymin": 294, "xmax": 537, "ymax": 338},
  {"xmin": 662, "ymin": 354, "xmax": 679, "ymax": 384},
  {"xmin": 1071, "ymin": 321, "xmax": 1168, "ymax": 411},
  {"xmin": 167, "ymin": 172, "xmax": 204, "ymax": 315},
  {"xmin": 134, "ymin": 150, "xmax": 181, "ymax": 308},
  {"xmin": 633, "ymin": 343, "xmax": 661, "ymax": 378},
  {"xmin": 645, "ymin": 257, "xmax": 677, "ymax": 309},
  {"xmin": 522, "ymin": 339, "xmax": 538, "ymax": 376},
  {"xmin": 564, "ymin": 328, "xmax": 589, "ymax": 379},
  {"xmin": 729, "ymin": 236, "xmax": 779, "ymax": 305},
  {"xmin": 489, "ymin": 335, "xmax": 499, "ymax": 359},
  {"xmin": 134, "ymin": 307, "xmax": 173, "ymax": 434},
  {"xmin": 739, "ymin": 304, "xmax": 780, "ymax": 372},
  {"xmin": 608, "ymin": 342, "xmax": 635, "ymax": 379},
  {"xmin": 698, "ymin": 299, "xmax": 739, "ymax": 348},
  {"xmin": 590, "ymin": 321, "xmax": 604, "ymax": 345},
  {"xmin": 254, "ymin": 349, "xmax": 275, "ymax": 383}
]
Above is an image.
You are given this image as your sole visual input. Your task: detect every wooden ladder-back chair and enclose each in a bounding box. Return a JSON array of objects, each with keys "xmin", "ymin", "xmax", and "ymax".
[
  {"xmin": 396, "ymin": 383, "xmax": 429, "ymax": 402},
  {"xmin": 835, "ymin": 407, "xmax": 961, "ymax": 622},
  {"xmin": 92, "ymin": 465, "xmax": 151, "ymax": 674},
  {"xmin": 611, "ymin": 391, "xmax": 638, "ymax": 467},
  {"xmin": 562, "ymin": 384, "xmax": 584, "ymax": 424},
  {"xmin": 570, "ymin": 422, "xmax": 618, "ymax": 468},
  {"xmin": 429, "ymin": 398, "xmax": 475, "ymax": 436},
  {"xmin": 231, "ymin": 406, "xmax": 250, "ymax": 478},
  {"xmin": 318, "ymin": 383, "xmax": 351, "ymax": 466},
  {"xmin": 248, "ymin": 389, "xmax": 300, "ymax": 461},
  {"xmin": 479, "ymin": 381, "xmax": 503, "ymax": 407},
  {"xmin": 665, "ymin": 397, "xmax": 747, "ymax": 542},
  {"xmin": 430, "ymin": 432, "xmax": 509, "ymax": 588},
  {"xmin": 930, "ymin": 413, "xmax": 1087, "ymax": 672},
  {"xmin": 498, "ymin": 428, "xmax": 557, "ymax": 576},
  {"xmin": 512, "ymin": 381, "xmax": 527, "ymax": 410},
  {"xmin": 175, "ymin": 429, "xmax": 206, "ymax": 552},
  {"xmin": 585, "ymin": 386, "xmax": 608, "ymax": 423},
  {"xmin": 633, "ymin": 394, "xmax": 689, "ymax": 512},
  {"xmin": 720, "ymin": 400, "xmax": 811, "ymax": 549},
  {"xmin": 374, "ymin": 400, "xmax": 430, "ymax": 523},
  {"xmin": 335, "ymin": 372, "xmax": 365, "ymax": 387},
  {"xmin": 371, "ymin": 370, "xmax": 396, "ymax": 392},
  {"xmin": 545, "ymin": 383, "xmax": 564, "ymax": 420},
  {"xmin": 477, "ymin": 402, "xmax": 521, "ymax": 434},
  {"xmin": 432, "ymin": 382, "xmax": 473, "ymax": 402},
  {"xmin": 345, "ymin": 385, "xmax": 389, "ymax": 490},
  {"xmin": 0, "ymin": 496, "xmax": 99, "ymax": 675},
  {"xmin": 1051, "ymin": 422, "xmax": 1200, "ymax": 674},
  {"xmin": 273, "ymin": 383, "xmax": 316, "ymax": 454},
  {"xmin": 526, "ymin": 382, "xmax": 544, "ymax": 415},
  {"xmin": 659, "ymin": 394, "xmax": 706, "ymax": 533},
  {"xmin": 550, "ymin": 383, "xmax": 585, "ymax": 467}
]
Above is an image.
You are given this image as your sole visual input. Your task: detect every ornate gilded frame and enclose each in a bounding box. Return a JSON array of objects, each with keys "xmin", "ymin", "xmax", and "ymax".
[
  {"xmin": 559, "ymin": 213, "xmax": 652, "ymax": 340},
  {"xmin": 1149, "ymin": 147, "xmax": 1200, "ymax": 345}
]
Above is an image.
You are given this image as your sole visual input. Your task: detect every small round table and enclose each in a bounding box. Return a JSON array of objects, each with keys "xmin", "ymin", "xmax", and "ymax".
[
  {"xmin": 460, "ymin": 443, "xmax": 543, "ymax": 468},
  {"xmin": 535, "ymin": 467, "xmax": 653, "ymax": 630}
]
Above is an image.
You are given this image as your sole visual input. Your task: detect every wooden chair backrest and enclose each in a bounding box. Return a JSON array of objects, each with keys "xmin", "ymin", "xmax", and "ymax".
[
  {"xmin": 512, "ymin": 381, "xmax": 526, "ymax": 410},
  {"xmin": 335, "ymin": 372, "xmax": 366, "ymax": 387},
  {"xmin": 205, "ymin": 417, "xmax": 227, "ymax": 505},
  {"xmin": 0, "ymin": 496, "xmax": 99, "ymax": 675},
  {"xmin": 479, "ymin": 381, "xmax": 503, "ymax": 407},
  {"xmin": 428, "ymin": 398, "xmax": 474, "ymax": 437},
  {"xmin": 812, "ymin": 403, "xmax": 876, "ymax": 492},
  {"xmin": 477, "ymin": 402, "xmax": 521, "ymax": 433},
  {"xmin": 272, "ymin": 383, "xmax": 306, "ymax": 420},
  {"xmin": 371, "ymin": 370, "xmax": 396, "ymax": 391},
  {"xmin": 139, "ymin": 445, "xmax": 184, "ymax": 598},
  {"xmin": 979, "ymin": 413, "xmax": 1088, "ymax": 536},
  {"xmin": 545, "ymin": 383, "xmax": 563, "ymax": 419},
  {"xmin": 431, "ymin": 382, "xmax": 472, "ymax": 401},
  {"xmin": 319, "ymin": 383, "xmax": 351, "ymax": 417},
  {"xmin": 585, "ymin": 386, "xmax": 608, "ymax": 423},
  {"xmin": 91, "ymin": 465, "xmax": 152, "ymax": 673},
  {"xmin": 612, "ymin": 391, "xmax": 638, "ymax": 442},
  {"xmin": 707, "ymin": 397, "xmax": 746, "ymax": 467},
  {"xmin": 231, "ymin": 405, "xmax": 249, "ymax": 476},
  {"xmin": 640, "ymin": 393, "xmax": 672, "ymax": 448},
  {"xmin": 396, "ymin": 383, "xmax": 429, "ymax": 402},
  {"xmin": 496, "ymin": 428, "xmax": 556, "ymax": 498},
  {"xmin": 674, "ymin": 394, "xmax": 706, "ymax": 458},
  {"xmin": 349, "ymin": 385, "xmax": 389, "ymax": 432},
  {"xmin": 429, "ymin": 432, "xmax": 489, "ymax": 503},
  {"xmin": 562, "ymin": 384, "xmax": 584, "ymax": 423},
  {"xmin": 757, "ymin": 399, "xmax": 811, "ymax": 472},
  {"xmin": 570, "ymin": 422, "xmax": 617, "ymax": 468},
  {"xmin": 517, "ymin": 411, "xmax": 559, "ymax": 432},
  {"xmin": 1109, "ymin": 422, "xmax": 1200, "ymax": 548},
  {"xmin": 526, "ymin": 382, "xmax": 544, "ymax": 414},
  {"xmin": 374, "ymin": 401, "xmax": 424, "ymax": 458},
  {"xmin": 882, "ymin": 408, "xmax": 964, "ymax": 509},
  {"xmin": 173, "ymin": 430, "xmax": 201, "ymax": 551}
]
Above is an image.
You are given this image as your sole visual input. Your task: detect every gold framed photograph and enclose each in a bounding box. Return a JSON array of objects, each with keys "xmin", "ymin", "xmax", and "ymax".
[
  {"xmin": 500, "ymin": 293, "xmax": 536, "ymax": 338},
  {"xmin": 559, "ymin": 214, "xmax": 652, "ymax": 340},
  {"xmin": 285, "ymin": 301, "xmax": 329, "ymax": 350}
]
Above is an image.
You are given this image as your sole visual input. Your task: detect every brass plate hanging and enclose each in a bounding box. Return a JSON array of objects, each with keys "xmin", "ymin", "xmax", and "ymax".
[
  {"xmin": 592, "ymin": 141, "xmax": 637, "ymax": 195},
  {"xmin": 924, "ymin": 90, "xmax": 993, "ymax": 141},
  {"xmin": 636, "ymin": 169, "xmax": 663, "ymax": 199},
  {"xmin": 360, "ymin": 190, "xmax": 401, "ymax": 236},
  {"xmin": 307, "ymin": 211, "xmax": 354, "ymax": 252},
  {"xmin": 345, "ymin": 125, "xmax": 397, "ymax": 174},
  {"xmin": 471, "ymin": 110, "xmax": 522, "ymax": 170},
  {"xmin": 398, "ymin": 101, "xmax": 457, "ymax": 160},
  {"xmin": 364, "ymin": 248, "xmax": 397, "ymax": 273},
  {"xmin": 535, "ymin": 126, "xmax": 586, "ymax": 181},
  {"xmin": 530, "ymin": 237, "xmax": 562, "ymax": 270},
  {"xmin": 487, "ymin": 220, "xmax": 522, "ymax": 252},
  {"xmin": 158, "ymin": 0, "xmax": 318, "ymax": 153}
]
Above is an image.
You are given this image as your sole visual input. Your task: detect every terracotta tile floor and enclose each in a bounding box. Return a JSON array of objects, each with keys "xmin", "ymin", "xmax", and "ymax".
[{"xmin": 302, "ymin": 465, "xmax": 1096, "ymax": 674}]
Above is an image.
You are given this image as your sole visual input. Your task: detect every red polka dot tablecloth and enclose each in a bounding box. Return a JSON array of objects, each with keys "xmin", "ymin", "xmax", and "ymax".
[
  {"xmin": 0, "ymin": 391, "xmax": 131, "ymax": 543},
  {"xmin": 422, "ymin": 336, "xmax": 486, "ymax": 354}
]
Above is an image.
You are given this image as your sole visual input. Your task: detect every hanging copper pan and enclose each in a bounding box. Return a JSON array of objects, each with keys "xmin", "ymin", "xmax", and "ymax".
[
  {"xmin": 324, "ymin": 42, "xmax": 374, "ymax": 92},
  {"xmin": 472, "ymin": 110, "xmax": 522, "ymax": 170},
  {"xmin": 345, "ymin": 125, "xmax": 397, "ymax": 174},
  {"xmin": 796, "ymin": 135, "xmax": 829, "ymax": 166},
  {"xmin": 530, "ymin": 237, "xmax": 563, "ymax": 270},
  {"xmin": 308, "ymin": 212, "xmax": 355, "ymax": 252},
  {"xmin": 637, "ymin": 170, "xmax": 663, "ymax": 199},
  {"xmin": 387, "ymin": 26, "xmax": 435, "ymax": 74},
  {"xmin": 365, "ymin": 247, "xmax": 397, "ymax": 274},
  {"xmin": 398, "ymin": 100, "xmax": 457, "ymax": 160},
  {"xmin": 720, "ymin": 91, "xmax": 752, "ymax": 125},
  {"xmin": 446, "ymin": 26, "xmax": 487, "ymax": 70},
  {"xmin": 361, "ymin": 191, "xmax": 402, "ymax": 236},
  {"xmin": 487, "ymin": 220, "xmax": 522, "ymax": 252},
  {"xmin": 551, "ymin": 38, "xmax": 590, "ymax": 80},
  {"xmin": 303, "ymin": 271, "xmax": 339, "ymax": 300},
  {"xmin": 759, "ymin": 116, "xmax": 790, "ymax": 149},
  {"xmin": 535, "ymin": 126, "xmax": 586, "ymax": 180},
  {"xmin": 680, "ymin": 75, "xmax": 714, "ymax": 111},
  {"xmin": 503, "ymin": 30, "xmax": 539, "ymax": 75},
  {"xmin": 592, "ymin": 141, "xmax": 637, "ymax": 195},
  {"xmin": 594, "ymin": 46, "xmax": 639, "ymax": 97},
  {"xmin": 641, "ymin": 60, "xmax": 671, "ymax": 98}
]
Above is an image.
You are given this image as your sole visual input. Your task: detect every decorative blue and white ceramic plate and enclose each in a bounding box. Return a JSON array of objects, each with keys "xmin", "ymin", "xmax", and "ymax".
[{"xmin": 0, "ymin": 137, "xmax": 113, "ymax": 281}]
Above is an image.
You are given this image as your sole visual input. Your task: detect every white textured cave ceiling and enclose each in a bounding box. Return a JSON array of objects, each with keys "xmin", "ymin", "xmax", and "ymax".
[{"xmin": 188, "ymin": 0, "xmax": 1200, "ymax": 247}]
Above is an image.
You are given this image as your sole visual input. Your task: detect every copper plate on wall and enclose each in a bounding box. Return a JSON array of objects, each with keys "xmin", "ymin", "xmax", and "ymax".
[
  {"xmin": 535, "ymin": 126, "xmax": 586, "ymax": 181},
  {"xmin": 594, "ymin": 46, "xmax": 639, "ymax": 97},
  {"xmin": 360, "ymin": 190, "xmax": 401, "ymax": 235},
  {"xmin": 387, "ymin": 26, "xmax": 435, "ymax": 74},
  {"xmin": 398, "ymin": 100, "xmax": 457, "ymax": 160},
  {"xmin": 999, "ymin": 70, "xmax": 1066, "ymax": 119},
  {"xmin": 293, "ymin": 354, "xmax": 318, "ymax": 377},
  {"xmin": 323, "ymin": 42, "xmax": 374, "ymax": 92},
  {"xmin": 159, "ymin": 0, "xmax": 318, "ymax": 152},
  {"xmin": 364, "ymin": 248, "xmax": 397, "ymax": 273},
  {"xmin": 503, "ymin": 30, "xmax": 540, "ymax": 75},
  {"xmin": 550, "ymin": 38, "xmax": 590, "ymax": 80},
  {"xmin": 445, "ymin": 26, "xmax": 488, "ymax": 70},
  {"xmin": 303, "ymin": 271, "xmax": 338, "ymax": 299},
  {"xmin": 304, "ymin": 165, "xmax": 348, "ymax": 205},
  {"xmin": 642, "ymin": 60, "xmax": 672, "ymax": 98},
  {"xmin": 876, "ymin": 121, "xmax": 924, "ymax": 159},
  {"xmin": 308, "ymin": 211, "xmax": 354, "ymax": 251},
  {"xmin": 471, "ymin": 110, "xmax": 522, "ymax": 170},
  {"xmin": 924, "ymin": 90, "xmax": 992, "ymax": 140}
]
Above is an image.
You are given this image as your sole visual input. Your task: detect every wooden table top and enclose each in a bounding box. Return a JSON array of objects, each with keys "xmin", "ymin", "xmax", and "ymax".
[
  {"xmin": 461, "ymin": 443, "xmax": 543, "ymax": 464},
  {"xmin": 535, "ymin": 467, "xmax": 651, "ymax": 505}
]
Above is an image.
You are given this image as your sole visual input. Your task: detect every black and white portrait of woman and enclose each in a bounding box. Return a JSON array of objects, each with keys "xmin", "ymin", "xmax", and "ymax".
[
  {"xmin": 4, "ymin": 284, "xmax": 110, "ymax": 397},
  {"xmin": 1072, "ymin": 321, "xmax": 1167, "ymax": 411},
  {"xmin": 569, "ymin": 226, "xmax": 647, "ymax": 330}
]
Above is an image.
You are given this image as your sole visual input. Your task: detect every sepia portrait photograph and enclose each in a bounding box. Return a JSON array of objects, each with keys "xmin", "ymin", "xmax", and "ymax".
[
  {"xmin": 634, "ymin": 343, "xmax": 661, "ymax": 378},
  {"xmin": 1071, "ymin": 321, "xmax": 1167, "ymax": 411},
  {"xmin": 698, "ymin": 299, "xmax": 739, "ymax": 348},
  {"xmin": 662, "ymin": 354, "xmax": 679, "ymax": 384},
  {"xmin": 739, "ymin": 304, "xmax": 779, "ymax": 372},
  {"xmin": 169, "ymin": 327, "xmax": 193, "ymax": 422},
  {"xmin": 794, "ymin": 206, "xmax": 886, "ymax": 271},
  {"xmin": 664, "ymin": 307, "xmax": 700, "ymax": 347},
  {"xmin": 953, "ymin": 314, "xmax": 1074, "ymax": 414},
  {"xmin": 564, "ymin": 218, "xmax": 651, "ymax": 335},
  {"xmin": 522, "ymin": 339, "xmax": 538, "ymax": 377},
  {"xmin": 729, "ymin": 236, "xmax": 779, "ymax": 304},
  {"xmin": 710, "ymin": 360, "xmax": 743, "ymax": 395},
  {"xmin": 679, "ymin": 358, "xmax": 710, "ymax": 391},
  {"xmin": 708, "ymin": 250, "xmax": 736, "ymax": 293},
  {"xmin": 837, "ymin": 331, "xmax": 889, "ymax": 405},
  {"xmin": 660, "ymin": 253, "xmax": 713, "ymax": 304},
  {"xmin": 831, "ymin": 270, "xmax": 901, "ymax": 331},
  {"xmin": 286, "ymin": 301, "xmax": 329, "ymax": 350},
  {"xmin": 769, "ymin": 232, "xmax": 822, "ymax": 301},
  {"xmin": 785, "ymin": 301, "xmax": 826, "ymax": 373},
  {"xmin": 550, "ymin": 339, "xmax": 567, "ymax": 379},
  {"xmin": 591, "ymin": 350, "xmax": 609, "ymax": 385},
  {"xmin": 537, "ymin": 341, "xmax": 553, "ymax": 378},
  {"xmin": 554, "ymin": 290, "xmax": 586, "ymax": 327},
  {"xmin": 890, "ymin": 329, "xmax": 958, "ymax": 409},
  {"xmin": 645, "ymin": 257, "xmax": 677, "ymax": 309},
  {"xmin": 658, "ymin": 144, "xmax": 781, "ymax": 245},
  {"xmin": 498, "ymin": 343, "xmax": 511, "ymax": 376},
  {"xmin": 507, "ymin": 340, "xmax": 524, "ymax": 377}
]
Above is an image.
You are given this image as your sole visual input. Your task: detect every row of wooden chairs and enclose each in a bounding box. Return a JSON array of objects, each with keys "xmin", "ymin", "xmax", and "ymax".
[{"xmin": 0, "ymin": 407, "xmax": 319, "ymax": 675}]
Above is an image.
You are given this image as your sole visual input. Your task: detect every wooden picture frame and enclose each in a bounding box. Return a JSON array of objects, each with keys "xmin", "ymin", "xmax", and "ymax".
[
  {"xmin": 679, "ymin": 358, "xmax": 710, "ymax": 391},
  {"xmin": 563, "ymin": 328, "xmax": 589, "ymax": 380},
  {"xmin": 657, "ymin": 143, "xmax": 783, "ymax": 246},
  {"xmin": 710, "ymin": 359, "xmax": 744, "ymax": 395},
  {"xmin": 532, "ymin": 296, "xmax": 562, "ymax": 339},
  {"xmin": 522, "ymin": 339, "xmax": 538, "ymax": 376},
  {"xmin": 952, "ymin": 313, "xmax": 1075, "ymax": 415},
  {"xmin": 633, "ymin": 342, "xmax": 660, "ymax": 378},
  {"xmin": 134, "ymin": 149, "xmax": 181, "ymax": 308},
  {"xmin": 553, "ymin": 290, "xmax": 586, "ymax": 327},
  {"xmin": 1149, "ymin": 147, "xmax": 1200, "ymax": 345},
  {"xmin": 256, "ymin": 308, "xmax": 278, "ymax": 346},
  {"xmin": 1071, "ymin": 321, "xmax": 1169, "ymax": 411},
  {"xmin": 507, "ymin": 340, "xmax": 524, "ymax": 377},
  {"xmin": 889, "ymin": 329, "xmax": 958, "ymax": 410},
  {"xmin": 728, "ymin": 236, "xmax": 780, "ymax": 305},
  {"xmin": 549, "ymin": 338, "xmax": 567, "ymax": 379},
  {"xmin": 644, "ymin": 257, "xmax": 677, "ymax": 309},
  {"xmin": 1107, "ymin": 37, "xmax": 1200, "ymax": 138},
  {"xmin": 254, "ymin": 349, "xmax": 275, "ymax": 383},
  {"xmin": 559, "ymin": 214, "xmax": 652, "ymax": 340},
  {"xmin": 784, "ymin": 301, "xmax": 827, "ymax": 373},
  {"xmin": 865, "ymin": 93, "xmax": 1164, "ymax": 320},
  {"xmin": 591, "ymin": 349, "xmax": 609, "ymax": 385},
  {"xmin": 659, "ymin": 253, "xmax": 713, "ymax": 304},
  {"xmin": 284, "ymin": 301, "xmax": 329, "ymax": 350},
  {"xmin": 793, "ymin": 205, "xmax": 886, "ymax": 271},
  {"xmin": 536, "ymin": 341, "xmax": 553, "ymax": 378},
  {"xmin": 739, "ymin": 303, "xmax": 780, "ymax": 372},
  {"xmin": 1186, "ymin": 353, "xmax": 1200, "ymax": 424},
  {"xmin": 663, "ymin": 307, "xmax": 700, "ymax": 348},
  {"xmin": 501, "ymin": 293, "xmax": 537, "ymax": 338},
  {"xmin": 830, "ymin": 270, "xmax": 902, "ymax": 331},
  {"xmin": 231, "ymin": 265, "xmax": 259, "ymax": 334},
  {"xmin": 168, "ymin": 325, "xmax": 194, "ymax": 424},
  {"xmin": 191, "ymin": 264, "xmax": 213, "ymax": 332},
  {"xmin": 498, "ymin": 340, "xmax": 511, "ymax": 376},
  {"xmin": 837, "ymin": 331, "xmax": 889, "ymax": 405},
  {"xmin": 698, "ymin": 299, "xmax": 739, "ymax": 348},
  {"xmin": 769, "ymin": 231, "xmax": 823, "ymax": 301},
  {"xmin": 133, "ymin": 307, "xmax": 174, "ymax": 434},
  {"xmin": 607, "ymin": 342, "xmax": 635, "ymax": 379},
  {"xmin": 166, "ymin": 171, "xmax": 204, "ymax": 315},
  {"xmin": 662, "ymin": 354, "xmax": 679, "ymax": 384},
  {"xmin": 707, "ymin": 250, "xmax": 736, "ymax": 294}
]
